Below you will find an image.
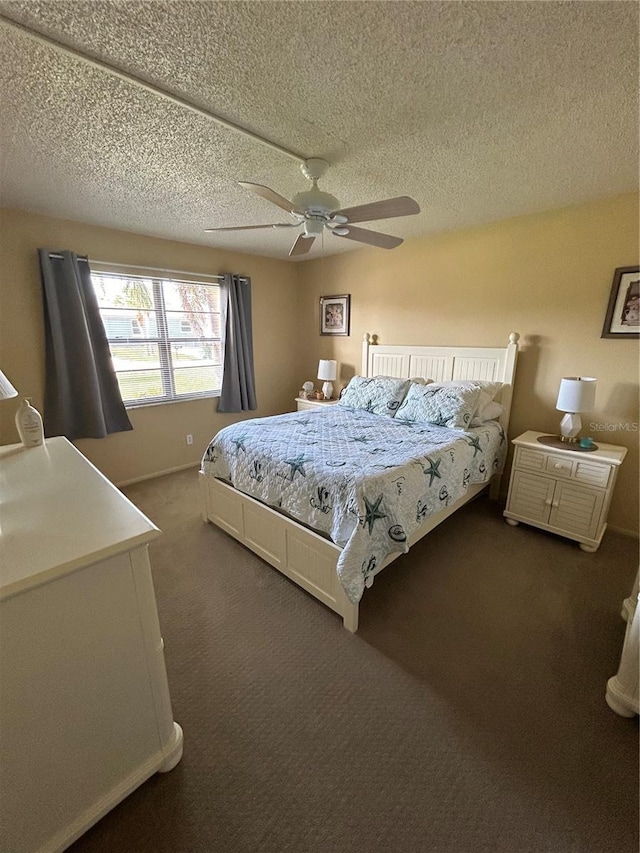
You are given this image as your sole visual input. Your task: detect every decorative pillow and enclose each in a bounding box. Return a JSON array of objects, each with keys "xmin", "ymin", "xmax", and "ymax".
[
  {"xmin": 395, "ymin": 382, "xmax": 484, "ymax": 429},
  {"xmin": 337, "ymin": 375, "xmax": 410, "ymax": 417}
]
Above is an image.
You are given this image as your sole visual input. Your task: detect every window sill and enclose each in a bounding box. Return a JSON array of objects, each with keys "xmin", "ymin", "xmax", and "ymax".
[{"xmin": 125, "ymin": 392, "xmax": 220, "ymax": 410}]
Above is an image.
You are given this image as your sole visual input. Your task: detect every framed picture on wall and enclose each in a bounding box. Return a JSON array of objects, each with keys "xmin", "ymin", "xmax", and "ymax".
[
  {"xmin": 320, "ymin": 294, "xmax": 350, "ymax": 336},
  {"xmin": 601, "ymin": 266, "xmax": 640, "ymax": 339}
]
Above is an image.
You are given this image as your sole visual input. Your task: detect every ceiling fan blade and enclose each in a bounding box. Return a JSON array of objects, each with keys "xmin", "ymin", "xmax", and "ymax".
[
  {"xmin": 332, "ymin": 225, "xmax": 403, "ymax": 250},
  {"xmin": 332, "ymin": 196, "xmax": 420, "ymax": 224},
  {"xmin": 204, "ymin": 223, "xmax": 296, "ymax": 232},
  {"xmin": 238, "ymin": 182, "xmax": 302, "ymax": 215},
  {"xmin": 289, "ymin": 234, "xmax": 315, "ymax": 256}
]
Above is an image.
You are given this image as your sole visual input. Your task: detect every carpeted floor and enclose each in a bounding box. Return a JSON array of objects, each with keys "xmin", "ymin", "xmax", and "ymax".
[{"xmin": 70, "ymin": 468, "xmax": 639, "ymax": 853}]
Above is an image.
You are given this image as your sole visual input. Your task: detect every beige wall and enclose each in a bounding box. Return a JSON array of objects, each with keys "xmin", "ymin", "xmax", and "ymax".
[
  {"xmin": 294, "ymin": 193, "xmax": 639, "ymax": 535},
  {"xmin": 0, "ymin": 208, "xmax": 298, "ymax": 483},
  {"xmin": 2, "ymin": 195, "xmax": 638, "ymax": 533}
]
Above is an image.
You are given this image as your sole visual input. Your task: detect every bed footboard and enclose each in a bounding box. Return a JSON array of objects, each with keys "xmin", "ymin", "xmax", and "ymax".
[
  {"xmin": 199, "ymin": 473, "xmax": 360, "ymax": 631},
  {"xmin": 199, "ymin": 471, "xmax": 497, "ymax": 632}
]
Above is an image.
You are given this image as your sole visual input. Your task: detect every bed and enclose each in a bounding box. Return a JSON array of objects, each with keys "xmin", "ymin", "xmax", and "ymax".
[{"xmin": 199, "ymin": 333, "xmax": 520, "ymax": 631}]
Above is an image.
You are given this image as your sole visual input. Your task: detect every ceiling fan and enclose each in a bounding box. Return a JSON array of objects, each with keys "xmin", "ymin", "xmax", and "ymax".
[{"xmin": 205, "ymin": 159, "xmax": 420, "ymax": 257}]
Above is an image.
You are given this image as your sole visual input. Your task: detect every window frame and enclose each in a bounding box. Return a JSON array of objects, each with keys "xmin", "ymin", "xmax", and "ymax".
[{"xmin": 91, "ymin": 268, "xmax": 223, "ymax": 409}]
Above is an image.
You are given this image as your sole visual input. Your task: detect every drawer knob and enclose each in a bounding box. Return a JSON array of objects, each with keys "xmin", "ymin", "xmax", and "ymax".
[{"xmin": 554, "ymin": 463, "xmax": 563, "ymax": 469}]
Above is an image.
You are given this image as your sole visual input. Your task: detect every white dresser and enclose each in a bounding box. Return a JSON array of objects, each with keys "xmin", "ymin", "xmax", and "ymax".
[
  {"xmin": 0, "ymin": 438, "xmax": 183, "ymax": 853},
  {"xmin": 503, "ymin": 431, "xmax": 626, "ymax": 552}
]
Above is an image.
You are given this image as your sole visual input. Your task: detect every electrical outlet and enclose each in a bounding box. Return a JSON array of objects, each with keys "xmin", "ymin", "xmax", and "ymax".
[{"xmin": 186, "ymin": 434, "xmax": 193, "ymax": 446}]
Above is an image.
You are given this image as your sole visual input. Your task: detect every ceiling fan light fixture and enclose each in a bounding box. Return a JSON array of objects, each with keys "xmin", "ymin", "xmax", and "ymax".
[
  {"xmin": 304, "ymin": 220, "xmax": 324, "ymax": 238},
  {"xmin": 332, "ymin": 227, "xmax": 349, "ymax": 236}
]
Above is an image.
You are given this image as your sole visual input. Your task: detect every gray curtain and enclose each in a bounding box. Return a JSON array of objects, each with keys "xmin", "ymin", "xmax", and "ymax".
[
  {"xmin": 218, "ymin": 274, "xmax": 257, "ymax": 413},
  {"xmin": 39, "ymin": 249, "xmax": 133, "ymax": 439}
]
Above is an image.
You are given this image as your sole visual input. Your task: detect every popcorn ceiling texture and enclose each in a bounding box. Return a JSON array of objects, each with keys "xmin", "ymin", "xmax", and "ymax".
[{"xmin": 0, "ymin": 0, "xmax": 637, "ymax": 260}]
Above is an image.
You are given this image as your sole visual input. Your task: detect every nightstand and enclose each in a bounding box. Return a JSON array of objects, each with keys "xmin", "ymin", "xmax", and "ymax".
[
  {"xmin": 295, "ymin": 397, "xmax": 339, "ymax": 412},
  {"xmin": 503, "ymin": 430, "xmax": 627, "ymax": 552}
]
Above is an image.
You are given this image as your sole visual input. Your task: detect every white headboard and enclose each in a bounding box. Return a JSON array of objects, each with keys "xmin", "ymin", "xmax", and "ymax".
[{"xmin": 362, "ymin": 332, "xmax": 520, "ymax": 432}]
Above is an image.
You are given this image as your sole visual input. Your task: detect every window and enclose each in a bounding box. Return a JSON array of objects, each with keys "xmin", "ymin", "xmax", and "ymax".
[{"xmin": 90, "ymin": 270, "xmax": 222, "ymax": 406}]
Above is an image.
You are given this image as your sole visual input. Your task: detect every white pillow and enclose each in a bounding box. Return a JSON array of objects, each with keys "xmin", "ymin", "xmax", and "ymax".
[
  {"xmin": 470, "ymin": 400, "xmax": 504, "ymax": 426},
  {"xmin": 440, "ymin": 381, "xmax": 502, "ymax": 416}
]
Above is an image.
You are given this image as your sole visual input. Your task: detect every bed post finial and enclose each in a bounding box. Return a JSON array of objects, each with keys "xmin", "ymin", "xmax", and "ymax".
[
  {"xmin": 362, "ymin": 333, "xmax": 372, "ymax": 376},
  {"xmin": 509, "ymin": 332, "xmax": 520, "ymax": 344}
]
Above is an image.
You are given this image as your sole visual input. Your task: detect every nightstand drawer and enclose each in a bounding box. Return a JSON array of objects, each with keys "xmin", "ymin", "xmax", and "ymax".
[
  {"xmin": 545, "ymin": 455, "xmax": 573, "ymax": 478},
  {"xmin": 295, "ymin": 397, "xmax": 338, "ymax": 412},
  {"xmin": 297, "ymin": 399, "xmax": 322, "ymax": 412},
  {"xmin": 574, "ymin": 460, "xmax": 611, "ymax": 488},
  {"xmin": 515, "ymin": 447, "xmax": 546, "ymax": 472}
]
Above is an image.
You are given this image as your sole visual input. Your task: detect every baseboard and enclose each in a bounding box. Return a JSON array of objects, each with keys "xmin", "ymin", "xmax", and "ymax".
[
  {"xmin": 607, "ymin": 524, "xmax": 640, "ymax": 540},
  {"xmin": 116, "ymin": 461, "xmax": 200, "ymax": 488}
]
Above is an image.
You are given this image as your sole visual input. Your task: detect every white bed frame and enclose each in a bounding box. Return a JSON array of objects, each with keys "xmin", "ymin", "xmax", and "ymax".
[{"xmin": 199, "ymin": 332, "xmax": 520, "ymax": 632}]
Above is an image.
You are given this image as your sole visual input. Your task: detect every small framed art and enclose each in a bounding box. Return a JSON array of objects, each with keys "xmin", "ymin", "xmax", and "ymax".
[
  {"xmin": 601, "ymin": 266, "xmax": 640, "ymax": 338},
  {"xmin": 320, "ymin": 294, "xmax": 350, "ymax": 336}
]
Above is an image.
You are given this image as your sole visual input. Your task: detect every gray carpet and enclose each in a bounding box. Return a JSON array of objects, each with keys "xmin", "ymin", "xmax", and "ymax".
[{"xmin": 71, "ymin": 469, "xmax": 639, "ymax": 853}]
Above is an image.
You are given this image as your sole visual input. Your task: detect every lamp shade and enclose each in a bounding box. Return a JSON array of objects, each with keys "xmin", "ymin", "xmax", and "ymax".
[
  {"xmin": 556, "ymin": 377, "xmax": 597, "ymax": 413},
  {"xmin": 317, "ymin": 360, "xmax": 337, "ymax": 381},
  {"xmin": 0, "ymin": 369, "xmax": 18, "ymax": 401}
]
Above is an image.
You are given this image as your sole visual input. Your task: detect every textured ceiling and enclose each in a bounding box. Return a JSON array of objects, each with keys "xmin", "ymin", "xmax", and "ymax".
[{"xmin": 0, "ymin": 1, "xmax": 638, "ymax": 261}]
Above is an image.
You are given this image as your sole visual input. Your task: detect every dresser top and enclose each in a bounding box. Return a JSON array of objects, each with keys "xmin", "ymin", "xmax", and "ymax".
[
  {"xmin": 512, "ymin": 430, "xmax": 627, "ymax": 466},
  {"xmin": 0, "ymin": 437, "xmax": 160, "ymax": 600}
]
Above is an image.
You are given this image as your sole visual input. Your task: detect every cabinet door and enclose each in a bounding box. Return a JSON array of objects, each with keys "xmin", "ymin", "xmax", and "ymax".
[
  {"xmin": 549, "ymin": 480, "xmax": 605, "ymax": 540},
  {"xmin": 508, "ymin": 471, "xmax": 555, "ymax": 523}
]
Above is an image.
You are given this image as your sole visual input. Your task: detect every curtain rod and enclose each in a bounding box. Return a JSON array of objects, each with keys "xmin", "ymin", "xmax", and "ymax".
[{"xmin": 47, "ymin": 254, "xmax": 249, "ymax": 281}]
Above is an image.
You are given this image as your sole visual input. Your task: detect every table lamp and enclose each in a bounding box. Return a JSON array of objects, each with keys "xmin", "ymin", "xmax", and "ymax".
[
  {"xmin": 0, "ymin": 369, "xmax": 18, "ymax": 404},
  {"xmin": 317, "ymin": 360, "xmax": 337, "ymax": 400},
  {"xmin": 0, "ymin": 369, "xmax": 18, "ymax": 458},
  {"xmin": 556, "ymin": 376, "xmax": 597, "ymax": 442}
]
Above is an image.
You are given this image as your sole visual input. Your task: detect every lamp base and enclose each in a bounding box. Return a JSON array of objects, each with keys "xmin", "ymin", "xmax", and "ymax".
[
  {"xmin": 559, "ymin": 412, "xmax": 582, "ymax": 442},
  {"xmin": 321, "ymin": 381, "xmax": 333, "ymax": 400},
  {"xmin": 537, "ymin": 435, "xmax": 599, "ymax": 452}
]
